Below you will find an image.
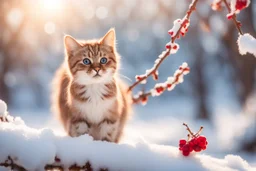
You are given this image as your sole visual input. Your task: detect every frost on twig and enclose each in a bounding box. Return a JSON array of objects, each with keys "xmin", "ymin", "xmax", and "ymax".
[{"xmin": 133, "ymin": 63, "xmax": 190, "ymax": 105}]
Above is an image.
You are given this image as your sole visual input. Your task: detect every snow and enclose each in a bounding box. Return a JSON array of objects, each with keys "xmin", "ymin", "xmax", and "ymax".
[
  {"xmin": 237, "ymin": 33, "xmax": 256, "ymax": 57},
  {"xmin": 0, "ymin": 100, "xmax": 7, "ymax": 116},
  {"xmin": 0, "ymin": 115, "xmax": 256, "ymax": 171},
  {"xmin": 168, "ymin": 18, "xmax": 189, "ymax": 38},
  {"xmin": 165, "ymin": 42, "xmax": 179, "ymax": 54}
]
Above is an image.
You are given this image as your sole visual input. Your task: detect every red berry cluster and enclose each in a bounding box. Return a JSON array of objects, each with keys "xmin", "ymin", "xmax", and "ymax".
[{"xmin": 179, "ymin": 123, "xmax": 208, "ymax": 156}]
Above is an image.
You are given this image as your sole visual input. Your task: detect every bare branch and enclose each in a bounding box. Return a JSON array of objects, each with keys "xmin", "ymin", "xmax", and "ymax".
[{"xmin": 0, "ymin": 157, "xmax": 108, "ymax": 171}]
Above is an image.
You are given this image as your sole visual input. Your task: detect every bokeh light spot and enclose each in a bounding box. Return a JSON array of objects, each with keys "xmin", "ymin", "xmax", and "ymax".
[
  {"xmin": 96, "ymin": 6, "xmax": 108, "ymax": 20},
  {"xmin": 44, "ymin": 22, "xmax": 56, "ymax": 34},
  {"xmin": 6, "ymin": 8, "xmax": 23, "ymax": 31}
]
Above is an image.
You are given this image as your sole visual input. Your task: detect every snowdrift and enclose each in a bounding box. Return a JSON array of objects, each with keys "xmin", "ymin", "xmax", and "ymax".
[{"xmin": 0, "ymin": 100, "xmax": 255, "ymax": 171}]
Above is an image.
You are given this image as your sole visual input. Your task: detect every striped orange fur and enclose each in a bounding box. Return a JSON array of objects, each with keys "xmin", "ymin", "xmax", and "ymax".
[{"xmin": 51, "ymin": 29, "xmax": 132, "ymax": 143}]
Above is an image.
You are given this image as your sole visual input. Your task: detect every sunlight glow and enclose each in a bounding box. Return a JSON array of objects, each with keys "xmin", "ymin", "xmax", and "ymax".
[{"xmin": 40, "ymin": 0, "xmax": 63, "ymax": 11}]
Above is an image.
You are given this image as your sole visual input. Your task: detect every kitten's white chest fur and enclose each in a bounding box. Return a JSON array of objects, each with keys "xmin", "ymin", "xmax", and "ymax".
[{"xmin": 74, "ymin": 83, "xmax": 115, "ymax": 123}]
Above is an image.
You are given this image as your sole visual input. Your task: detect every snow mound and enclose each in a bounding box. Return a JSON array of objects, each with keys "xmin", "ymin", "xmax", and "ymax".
[
  {"xmin": 0, "ymin": 117, "xmax": 255, "ymax": 171},
  {"xmin": 237, "ymin": 33, "xmax": 256, "ymax": 57},
  {"xmin": 0, "ymin": 100, "xmax": 255, "ymax": 171},
  {"xmin": 0, "ymin": 100, "xmax": 7, "ymax": 116}
]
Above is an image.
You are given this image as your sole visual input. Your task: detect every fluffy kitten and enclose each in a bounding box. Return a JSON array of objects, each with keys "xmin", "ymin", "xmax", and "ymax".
[{"xmin": 52, "ymin": 29, "xmax": 132, "ymax": 143}]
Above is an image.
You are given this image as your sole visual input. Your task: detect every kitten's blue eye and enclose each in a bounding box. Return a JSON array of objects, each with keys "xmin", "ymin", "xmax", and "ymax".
[
  {"xmin": 83, "ymin": 58, "xmax": 91, "ymax": 65},
  {"xmin": 100, "ymin": 57, "xmax": 108, "ymax": 64}
]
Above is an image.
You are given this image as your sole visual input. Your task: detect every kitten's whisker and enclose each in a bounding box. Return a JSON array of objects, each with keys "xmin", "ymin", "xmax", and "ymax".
[{"xmin": 117, "ymin": 74, "xmax": 132, "ymax": 82}]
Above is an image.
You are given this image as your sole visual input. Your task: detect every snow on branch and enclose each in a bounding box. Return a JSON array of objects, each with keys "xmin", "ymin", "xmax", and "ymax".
[
  {"xmin": 133, "ymin": 63, "xmax": 190, "ymax": 105},
  {"xmin": 0, "ymin": 101, "xmax": 255, "ymax": 171},
  {"xmin": 237, "ymin": 33, "xmax": 256, "ymax": 57},
  {"xmin": 212, "ymin": 1, "xmax": 255, "ymax": 57},
  {"xmin": 128, "ymin": 0, "xmax": 199, "ymax": 104}
]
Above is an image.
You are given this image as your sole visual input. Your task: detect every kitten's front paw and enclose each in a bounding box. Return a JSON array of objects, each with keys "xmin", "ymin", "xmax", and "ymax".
[{"xmin": 69, "ymin": 121, "xmax": 89, "ymax": 137}]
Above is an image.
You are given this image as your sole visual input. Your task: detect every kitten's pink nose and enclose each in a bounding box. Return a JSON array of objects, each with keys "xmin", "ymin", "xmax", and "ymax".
[{"xmin": 94, "ymin": 67, "xmax": 101, "ymax": 72}]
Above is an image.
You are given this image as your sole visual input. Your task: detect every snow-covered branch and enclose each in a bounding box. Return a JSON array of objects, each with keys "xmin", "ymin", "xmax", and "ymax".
[
  {"xmin": 212, "ymin": 0, "xmax": 256, "ymax": 57},
  {"xmin": 128, "ymin": 0, "xmax": 199, "ymax": 104},
  {"xmin": 222, "ymin": 0, "xmax": 245, "ymax": 35},
  {"xmin": 133, "ymin": 63, "xmax": 190, "ymax": 105},
  {"xmin": 237, "ymin": 33, "xmax": 256, "ymax": 57}
]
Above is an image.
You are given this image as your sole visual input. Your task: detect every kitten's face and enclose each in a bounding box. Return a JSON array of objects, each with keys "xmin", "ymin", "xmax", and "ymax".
[{"xmin": 64, "ymin": 29, "xmax": 118, "ymax": 84}]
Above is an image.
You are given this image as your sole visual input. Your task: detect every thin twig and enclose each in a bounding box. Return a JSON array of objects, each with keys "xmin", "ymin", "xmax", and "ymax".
[
  {"xmin": 222, "ymin": 0, "xmax": 243, "ymax": 35},
  {"xmin": 127, "ymin": 0, "xmax": 199, "ymax": 92},
  {"xmin": 0, "ymin": 160, "xmax": 107, "ymax": 171},
  {"xmin": 0, "ymin": 156, "xmax": 26, "ymax": 171},
  {"xmin": 194, "ymin": 126, "xmax": 204, "ymax": 137},
  {"xmin": 183, "ymin": 123, "xmax": 195, "ymax": 137}
]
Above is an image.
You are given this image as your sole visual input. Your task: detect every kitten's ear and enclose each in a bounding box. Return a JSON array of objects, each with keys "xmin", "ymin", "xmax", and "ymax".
[
  {"xmin": 64, "ymin": 35, "xmax": 81, "ymax": 53},
  {"xmin": 100, "ymin": 28, "xmax": 116, "ymax": 47}
]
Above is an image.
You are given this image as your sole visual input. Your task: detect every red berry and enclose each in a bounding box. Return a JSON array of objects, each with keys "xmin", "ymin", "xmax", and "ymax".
[
  {"xmin": 173, "ymin": 45, "xmax": 177, "ymax": 50},
  {"xmin": 136, "ymin": 76, "xmax": 141, "ymax": 80},
  {"xmin": 235, "ymin": 0, "xmax": 247, "ymax": 11},
  {"xmin": 227, "ymin": 14, "xmax": 233, "ymax": 20},
  {"xmin": 141, "ymin": 96, "xmax": 148, "ymax": 102},
  {"xmin": 168, "ymin": 31, "xmax": 174, "ymax": 36},
  {"xmin": 166, "ymin": 44, "xmax": 171, "ymax": 49},
  {"xmin": 179, "ymin": 139, "xmax": 186, "ymax": 146},
  {"xmin": 193, "ymin": 146, "xmax": 201, "ymax": 152},
  {"xmin": 181, "ymin": 144, "xmax": 192, "ymax": 156},
  {"xmin": 179, "ymin": 139, "xmax": 186, "ymax": 151},
  {"xmin": 182, "ymin": 150, "xmax": 190, "ymax": 156},
  {"xmin": 167, "ymin": 84, "xmax": 172, "ymax": 88},
  {"xmin": 181, "ymin": 32, "xmax": 185, "ymax": 36},
  {"xmin": 156, "ymin": 86, "xmax": 164, "ymax": 93},
  {"xmin": 197, "ymin": 136, "xmax": 206, "ymax": 142}
]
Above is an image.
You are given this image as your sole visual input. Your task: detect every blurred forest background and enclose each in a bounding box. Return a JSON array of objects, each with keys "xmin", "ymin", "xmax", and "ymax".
[{"xmin": 0, "ymin": 0, "xmax": 255, "ymax": 156}]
